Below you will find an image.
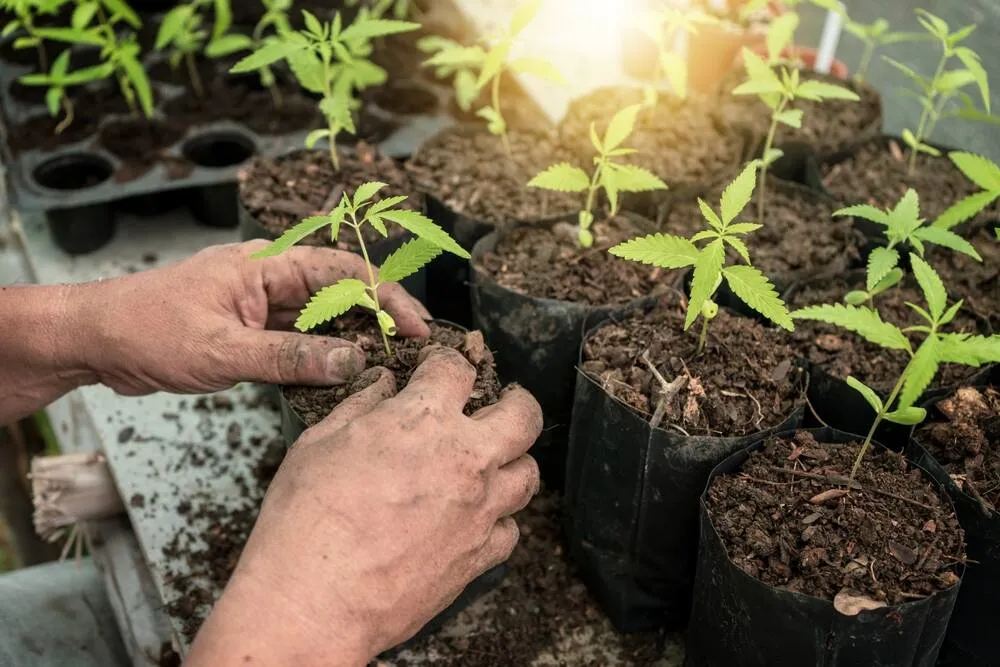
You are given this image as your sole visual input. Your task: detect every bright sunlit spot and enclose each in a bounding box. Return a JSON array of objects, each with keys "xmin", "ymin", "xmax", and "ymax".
[{"xmin": 529, "ymin": 0, "xmax": 638, "ymax": 63}]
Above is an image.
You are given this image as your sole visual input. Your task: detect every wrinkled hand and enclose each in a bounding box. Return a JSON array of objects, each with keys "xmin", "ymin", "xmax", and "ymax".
[
  {"xmin": 75, "ymin": 241, "xmax": 430, "ymax": 396},
  {"xmin": 186, "ymin": 347, "xmax": 543, "ymax": 666}
]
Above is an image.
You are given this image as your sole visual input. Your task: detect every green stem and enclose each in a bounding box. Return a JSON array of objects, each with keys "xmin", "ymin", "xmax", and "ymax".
[
  {"xmin": 186, "ymin": 52, "xmax": 204, "ymax": 97},
  {"xmin": 491, "ymin": 75, "xmax": 512, "ymax": 160},
  {"xmin": 584, "ymin": 160, "xmax": 603, "ymax": 218},
  {"xmin": 697, "ymin": 316, "xmax": 709, "ymax": 354},
  {"xmin": 268, "ymin": 81, "xmax": 282, "ymax": 109},
  {"xmin": 320, "ymin": 55, "xmax": 340, "ymax": 171},
  {"xmin": 857, "ymin": 42, "xmax": 874, "ymax": 83},
  {"xmin": 850, "ymin": 373, "xmax": 906, "ymax": 478},
  {"xmin": 758, "ymin": 98, "xmax": 786, "ymax": 222},
  {"xmin": 351, "ymin": 219, "xmax": 391, "ymax": 356},
  {"xmin": 907, "ymin": 50, "xmax": 948, "ymax": 175}
]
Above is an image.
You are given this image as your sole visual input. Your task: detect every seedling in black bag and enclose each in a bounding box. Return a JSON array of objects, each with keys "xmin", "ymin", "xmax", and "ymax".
[
  {"xmin": 154, "ymin": 0, "xmax": 233, "ymax": 97},
  {"xmin": 793, "ymin": 254, "xmax": 1000, "ymax": 476},
  {"xmin": 207, "ymin": 0, "xmax": 290, "ymax": 107},
  {"xmin": 610, "ymin": 162, "xmax": 793, "ymax": 352},
  {"xmin": 528, "ymin": 104, "xmax": 667, "ymax": 249},
  {"xmin": 834, "ymin": 189, "xmax": 981, "ymax": 305},
  {"xmin": 251, "ymin": 182, "xmax": 470, "ymax": 354}
]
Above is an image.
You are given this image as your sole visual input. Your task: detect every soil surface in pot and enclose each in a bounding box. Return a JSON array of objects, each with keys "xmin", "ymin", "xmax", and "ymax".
[
  {"xmin": 8, "ymin": 86, "xmax": 135, "ymax": 153},
  {"xmin": 559, "ymin": 86, "xmax": 745, "ymax": 190},
  {"xmin": 98, "ymin": 118, "xmax": 190, "ymax": 182},
  {"xmin": 820, "ymin": 137, "xmax": 1000, "ymax": 223},
  {"xmin": 918, "ymin": 386, "xmax": 1000, "ymax": 512},
  {"xmin": 717, "ymin": 69, "xmax": 881, "ymax": 157},
  {"xmin": 476, "ymin": 216, "xmax": 662, "ymax": 305},
  {"xmin": 406, "ymin": 127, "xmax": 579, "ymax": 226},
  {"xmin": 581, "ymin": 293, "xmax": 807, "ymax": 437},
  {"xmin": 367, "ymin": 81, "xmax": 441, "ymax": 116},
  {"xmin": 708, "ymin": 430, "xmax": 964, "ymax": 604},
  {"xmin": 238, "ymin": 145, "xmax": 420, "ymax": 248},
  {"xmin": 656, "ymin": 181, "xmax": 864, "ymax": 284},
  {"xmin": 929, "ymin": 224, "xmax": 1000, "ymax": 333},
  {"xmin": 285, "ymin": 318, "xmax": 500, "ymax": 426},
  {"xmin": 788, "ymin": 275, "xmax": 982, "ymax": 392}
]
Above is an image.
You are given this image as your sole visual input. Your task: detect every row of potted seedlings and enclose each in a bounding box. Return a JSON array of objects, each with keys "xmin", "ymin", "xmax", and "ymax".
[{"xmin": 228, "ymin": 0, "xmax": 1000, "ymax": 663}]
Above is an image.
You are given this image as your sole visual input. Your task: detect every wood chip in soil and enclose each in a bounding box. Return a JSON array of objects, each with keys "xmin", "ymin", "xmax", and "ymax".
[
  {"xmin": 406, "ymin": 127, "xmax": 579, "ymax": 226},
  {"xmin": 238, "ymin": 146, "xmax": 420, "ymax": 249},
  {"xmin": 788, "ymin": 274, "xmax": 983, "ymax": 392},
  {"xmin": 928, "ymin": 224, "xmax": 1000, "ymax": 333},
  {"xmin": 559, "ymin": 86, "xmax": 746, "ymax": 190},
  {"xmin": 707, "ymin": 430, "xmax": 965, "ymax": 604},
  {"xmin": 475, "ymin": 217, "xmax": 662, "ymax": 306},
  {"xmin": 917, "ymin": 386, "xmax": 1000, "ymax": 512},
  {"xmin": 284, "ymin": 317, "xmax": 500, "ymax": 427},
  {"xmin": 653, "ymin": 180, "xmax": 865, "ymax": 285},
  {"xmin": 820, "ymin": 138, "xmax": 1000, "ymax": 223},
  {"xmin": 581, "ymin": 292, "xmax": 807, "ymax": 437}
]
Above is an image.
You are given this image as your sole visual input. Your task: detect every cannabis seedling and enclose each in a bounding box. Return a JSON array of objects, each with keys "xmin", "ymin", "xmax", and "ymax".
[
  {"xmin": 610, "ymin": 161, "xmax": 793, "ymax": 352},
  {"xmin": 884, "ymin": 10, "xmax": 995, "ymax": 175},
  {"xmin": 252, "ymin": 182, "xmax": 469, "ymax": 354},
  {"xmin": 935, "ymin": 152, "xmax": 1000, "ymax": 230},
  {"xmin": 843, "ymin": 17, "xmax": 923, "ymax": 83},
  {"xmin": 528, "ymin": 104, "xmax": 667, "ymax": 248},
  {"xmin": 793, "ymin": 254, "xmax": 1000, "ymax": 476},
  {"xmin": 232, "ymin": 9, "xmax": 419, "ymax": 170},
  {"xmin": 835, "ymin": 188, "xmax": 981, "ymax": 304},
  {"xmin": 419, "ymin": 35, "xmax": 485, "ymax": 113},
  {"xmin": 17, "ymin": 48, "xmax": 113, "ymax": 133},
  {"xmin": 640, "ymin": 3, "xmax": 717, "ymax": 100},
  {"xmin": 1, "ymin": 0, "xmax": 66, "ymax": 70},
  {"xmin": 734, "ymin": 47, "xmax": 859, "ymax": 220},
  {"xmin": 206, "ymin": 0, "xmax": 291, "ymax": 107},
  {"xmin": 155, "ymin": 0, "xmax": 233, "ymax": 97}
]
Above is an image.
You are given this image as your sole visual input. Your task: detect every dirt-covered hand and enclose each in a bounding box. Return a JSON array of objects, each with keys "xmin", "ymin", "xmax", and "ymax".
[
  {"xmin": 74, "ymin": 240, "xmax": 430, "ymax": 396},
  {"xmin": 186, "ymin": 347, "xmax": 543, "ymax": 667}
]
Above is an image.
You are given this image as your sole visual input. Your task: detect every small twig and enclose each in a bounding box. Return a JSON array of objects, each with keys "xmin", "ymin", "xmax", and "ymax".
[
  {"xmin": 763, "ymin": 466, "xmax": 936, "ymax": 511},
  {"xmin": 641, "ymin": 350, "xmax": 686, "ymax": 430},
  {"xmin": 915, "ymin": 534, "xmax": 940, "ymax": 571}
]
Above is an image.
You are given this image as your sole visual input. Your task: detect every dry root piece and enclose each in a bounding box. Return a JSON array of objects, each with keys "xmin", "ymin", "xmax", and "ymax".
[{"xmin": 31, "ymin": 453, "xmax": 125, "ymax": 546}]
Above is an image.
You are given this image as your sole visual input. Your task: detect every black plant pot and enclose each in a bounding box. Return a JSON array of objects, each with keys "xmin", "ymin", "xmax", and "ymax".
[
  {"xmin": 469, "ymin": 228, "xmax": 653, "ymax": 490},
  {"xmin": 563, "ymin": 315, "xmax": 807, "ymax": 633},
  {"xmin": 46, "ymin": 204, "xmax": 117, "ymax": 255},
  {"xmin": 685, "ymin": 426, "xmax": 963, "ymax": 667},
  {"xmin": 182, "ymin": 131, "xmax": 257, "ymax": 228}
]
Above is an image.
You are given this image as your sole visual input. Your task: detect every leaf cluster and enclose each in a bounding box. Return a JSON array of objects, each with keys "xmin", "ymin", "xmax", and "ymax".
[
  {"xmin": 155, "ymin": 0, "xmax": 232, "ymax": 72},
  {"xmin": 17, "ymin": 48, "xmax": 113, "ymax": 130},
  {"xmin": 1, "ymin": 0, "xmax": 66, "ymax": 57},
  {"xmin": 936, "ymin": 152, "xmax": 1000, "ymax": 230}
]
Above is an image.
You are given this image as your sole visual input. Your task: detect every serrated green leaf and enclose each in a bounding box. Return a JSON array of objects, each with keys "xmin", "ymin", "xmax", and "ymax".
[
  {"xmin": 846, "ymin": 376, "xmax": 883, "ymax": 414},
  {"xmin": 834, "ymin": 203, "xmax": 889, "ymax": 225},
  {"xmin": 949, "ymin": 151, "xmax": 1000, "ymax": 192},
  {"xmin": 528, "ymin": 163, "xmax": 590, "ymax": 193},
  {"xmin": 916, "ymin": 9, "xmax": 949, "ymax": 39},
  {"xmin": 476, "ymin": 105, "xmax": 506, "ymax": 135},
  {"xmin": 120, "ymin": 53, "xmax": 154, "ymax": 117},
  {"xmin": 723, "ymin": 264, "xmax": 793, "ymax": 330},
  {"xmin": 378, "ymin": 237, "xmax": 442, "ymax": 284},
  {"xmin": 884, "ymin": 406, "xmax": 928, "ymax": 425},
  {"xmin": 724, "ymin": 236, "xmax": 751, "ymax": 263},
  {"xmin": 476, "ymin": 43, "xmax": 509, "ymax": 89},
  {"xmin": 378, "ymin": 209, "xmax": 468, "ymax": 259},
  {"xmin": 909, "ymin": 253, "xmax": 947, "ymax": 321},
  {"xmin": 763, "ymin": 148, "xmax": 784, "ymax": 166},
  {"xmin": 685, "ymin": 240, "xmax": 725, "ymax": 330},
  {"xmin": 939, "ymin": 300, "xmax": 965, "ymax": 327},
  {"xmin": 340, "ymin": 17, "xmax": 419, "ymax": 42},
  {"xmin": 767, "ymin": 12, "xmax": 798, "ymax": 62},
  {"xmin": 302, "ymin": 9, "xmax": 323, "ymax": 36},
  {"xmin": 912, "ymin": 226, "xmax": 982, "ymax": 261},
  {"xmin": 509, "ymin": 0, "xmax": 542, "ymax": 36},
  {"xmin": 36, "ymin": 27, "xmax": 103, "ymax": 45},
  {"xmin": 775, "ymin": 108, "xmax": 803, "ymax": 128},
  {"xmin": 252, "ymin": 215, "xmax": 334, "ymax": 257},
  {"xmin": 725, "ymin": 223, "xmax": 763, "ymax": 235},
  {"xmin": 872, "ymin": 268, "xmax": 904, "ymax": 295},
  {"xmin": 602, "ymin": 104, "xmax": 642, "ymax": 153},
  {"xmin": 608, "ymin": 233, "xmax": 699, "ymax": 269},
  {"xmin": 866, "ymin": 246, "xmax": 899, "ymax": 291},
  {"xmin": 231, "ymin": 37, "xmax": 305, "ymax": 73},
  {"xmin": 604, "ymin": 163, "xmax": 667, "ymax": 193},
  {"xmin": 422, "ymin": 45, "xmax": 485, "ymax": 68},
  {"xmin": 948, "ymin": 24, "xmax": 976, "ymax": 46},
  {"xmin": 720, "ymin": 162, "xmax": 757, "ymax": 224},
  {"xmin": 792, "ymin": 303, "xmax": 911, "ymax": 351},
  {"xmin": 935, "ymin": 69, "xmax": 977, "ymax": 95},
  {"xmin": 366, "ymin": 195, "xmax": 409, "ymax": 216},
  {"xmin": 206, "ymin": 32, "xmax": 253, "ymax": 56},
  {"xmin": 796, "ymin": 80, "xmax": 861, "ymax": 102},
  {"xmin": 698, "ymin": 199, "xmax": 723, "ymax": 231},
  {"xmin": 937, "ymin": 333, "xmax": 1000, "ymax": 366},
  {"xmin": 367, "ymin": 214, "xmax": 388, "ymax": 237},
  {"xmin": 899, "ymin": 336, "xmax": 940, "ymax": 409},
  {"xmin": 213, "ymin": 0, "xmax": 232, "ymax": 39},
  {"xmin": 732, "ymin": 78, "xmax": 784, "ymax": 96},
  {"xmin": 509, "ymin": 56, "xmax": 564, "ymax": 84},
  {"xmin": 454, "ymin": 69, "xmax": 479, "ymax": 111},
  {"xmin": 934, "ymin": 191, "xmax": 1000, "ymax": 230},
  {"xmin": 955, "ymin": 47, "xmax": 989, "ymax": 112},
  {"xmin": 296, "ymin": 278, "xmax": 368, "ymax": 331},
  {"xmin": 100, "ymin": 0, "xmax": 139, "ymax": 27},
  {"xmin": 352, "ymin": 181, "xmax": 387, "ymax": 207}
]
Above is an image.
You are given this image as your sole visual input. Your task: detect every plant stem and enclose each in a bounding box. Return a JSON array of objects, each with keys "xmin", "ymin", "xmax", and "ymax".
[
  {"xmin": 491, "ymin": 75, "xmax": 512, "ymax": 160},
  {"xmin": 351, "ymin": 220, "xmax": 391, "ymax": 356},
  {"xmin": 35, "ymin": 41, "xmax": 48, "ymax": 72},
  {"xmin": 268, "ymin": 81, "xmax": 282, "ymax": 109},
  {"xmin": 185, "ymin": 52, "xmax": 204, "ymax": 98},
  {"xmin": 907, "ymin": 50, "xmax": 948, "ymax": 175},
  {"xmin": 758, "ymin": 98, "xmax": 785, "ymax": 222},
  {"xmin": 697, "ymin": 316, "xmax": 709, "ymax": 354},
  {"xmin": 55, "ymin": 96, "xmax": 74, "ymax": 134},
  {"xmin": 857, "ymin": 41, "xmax": 874, "ymax": 82},
  {"xmin": 850, "ymin": 373, "xmax": 906, "ymax": 478}
]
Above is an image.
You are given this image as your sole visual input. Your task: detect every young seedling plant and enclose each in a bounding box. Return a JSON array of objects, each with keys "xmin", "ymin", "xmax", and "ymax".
[
  {"xmin": 418, "ymin": 35, "xmax": 485, "ymax": 113},
  {"xmin": 793, "ymin": 254, "xmax": 1000, "ymax": 477},
  {"xmin": 527, "ymin": 104, "xmax": 667, "ymax": 248},
  {"xmin": 16, "ymin": 48, "xmax": 113, "ymax": 132},
  {"xmin": 231, "ymin": 9, "xmax": 419, "ymax": 170},
  {"xmin": 609, "ymin": 161, "xmax": 793, "ymax": 352},
  {"xmin": 935, "ymin": 152, "xmax": 1000, "ymax": 231},
  {"xmin": 37, "ymin": 0, "xmax": 155, "ymax": 118},
  {"xmin": 1, "ymin": 0, "xmax": 66, "ymax": 70},
  {"xmin": 843, "ymin": 17, "xmax": 924, "ymax": 83},
  {"xmin": 834, "ymin": 188, "xmax": 982, "ymax": 305},
  {"xmin": 251, "ymin": 182, "xmax": 469, "ymax": 355},
  {"xmin": 734, "ymin": 44, "xmax": 859, "ymax": 220},
  {"xmin": 884, "ymin": 9, "xmax": 996, "ymax": 175},
  {"xmin": 206, "ymin": 0, "xmax": 291, "ymax": 107},
  {"xmin": 640, "ymin": 3, "xmax": 717, "ymax": 101},
  {"xmin": 154, "ymin": 0, "xmax": 233, "ymax": 97}
]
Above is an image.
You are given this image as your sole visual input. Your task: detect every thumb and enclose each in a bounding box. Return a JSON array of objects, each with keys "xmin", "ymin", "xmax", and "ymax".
[
  {"xmin": 299, "ymin": 367, "xmax": 398, "ymax": 444},
  {"xmin": 227, "ymin": 329, "xmax": 366, "ymax": 386}
]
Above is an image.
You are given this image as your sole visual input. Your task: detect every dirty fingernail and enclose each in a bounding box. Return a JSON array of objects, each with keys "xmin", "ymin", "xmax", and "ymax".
[{"xmin": 327, "ymin": 346, "xmax": 365, "ymax": 382}]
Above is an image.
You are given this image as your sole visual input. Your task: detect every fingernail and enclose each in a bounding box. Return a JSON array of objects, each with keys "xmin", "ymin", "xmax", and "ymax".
[{"xmin": 327, "ymin": 346, "xmax": 365, "ymax": 382}]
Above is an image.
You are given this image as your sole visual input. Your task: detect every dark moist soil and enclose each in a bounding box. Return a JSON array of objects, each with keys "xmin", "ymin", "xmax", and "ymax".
[
  {"xmin": 406, "ymin": 127, "xmax": 579, "ymax": 226},
  {"xmin": 708, "ymin": 431, "xmax": 964, "ymax": 604},
  {"xmin": 98, "ymin": 118, "xmax": 189, "ymax": 182},
  {"xmin": 788, "ymin": 274, "xmax": 983, "ymax": 392},
  {"xmin": 821, "ymin": 137, "xmax": 1000, "ymax": 223},
  {"xmin": 716, "ymin": 69, "xmax": 882, "ymax": 158},
  {"xmin": 928, "ymin": 224, "xmax": 1000, "ymax": 333},
  {"xmin": 581, "ymin": 293, "xmax": 808, "ymax": 437},
  {"xmin": 476, "ymin": 216, "xmax": 662, "ymax": 306},
  {"xmin": 8, "ymin": 85, "xmax": 134, "ymax": 153},
  {"xmin": 558, "ymin": 86, "xmax": 746, "ymax": 190},
  {"xmin": 918, "ymin": 386, "xmax": 1000, "ymax": 512},
  {"xmin": 367, "ymin": 81, "xmax": 441, "ymax": 116},
  {"xmin": 654, "ymin": 181, "xmax": 864, "ymax": 285},
  {"xmin": 285, "ymin": 318, "xmax": 501, "ymax": 426},
  {"xmin": 238, "ymin": 145, "xmax": 420, "ymax": 249}
]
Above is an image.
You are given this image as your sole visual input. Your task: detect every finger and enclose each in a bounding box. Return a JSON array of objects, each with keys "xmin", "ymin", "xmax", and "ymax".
[
  {"xmin": 225, "ymin": 329, "xmax": 365, "ymax": 386},
  {"xmin": 303, "ymin": 367, "xmax": 397, "ymax": 440},
  {"xmin": 472, "ymin": 517, "xmax": 520, "ymax": 576},
  {"xmin": 486, "ymin": 455, "xmax": 540, "ymax": 519},
  {"xmin": 470, "ymin": 387, "xmax": 544, "ymax": 466},
  {"xmin": 401, "ymin": 346, "xmax": 476, "ymax": 414}
]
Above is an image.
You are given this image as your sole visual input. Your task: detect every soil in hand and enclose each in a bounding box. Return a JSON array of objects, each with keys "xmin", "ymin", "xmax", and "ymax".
[
  {"xmin": 581, "ymin": 293, "xmax": 807, "ymax": 437},
  {"xmin": 476, "ymin": 216, "xmax": 662, "ymax": 306},
  {"xmin": 918, "ymin": 386, "xmax": 1000, "ymax": 512},
  {"xmin": 98, "ymin": 118, "xmax": 188, "ymax": 182},
  {"xmin": 707, "ymin": 430, "xmax": 965, "ymax": 604},
  {"xmin": 238, "ymin": 145, "xmax": 421, "ymax": 249},
  {"xmin": 559, "ymin": 86, "xmax": 746, "ymax": 190},
  {"xmin": 285, "ymin": 317, "xmax": 500, "ymax": 426},
  {"xmin": 929, "ymin": 223, "xmax": 1000, "ymax": 334},
  {"xmin": 654, "ymin": 180, "xmax": 865, "ymax": 284},
  {"xmin": 788, "ymin": 274, "xmax": 982, "ymax": 392},
  {"xmin": 406, "ymin": 127, "xmax": 579, "ymax": 226}
]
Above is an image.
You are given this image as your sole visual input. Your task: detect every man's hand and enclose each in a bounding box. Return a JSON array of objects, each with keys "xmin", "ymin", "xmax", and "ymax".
[
  {"xmin": 186, "ymin": 347, "xmax": 543, "ymax": 666},
  {"xmin": 76, "ymin": 241, "xmax": 430, "ymax": 396}
]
